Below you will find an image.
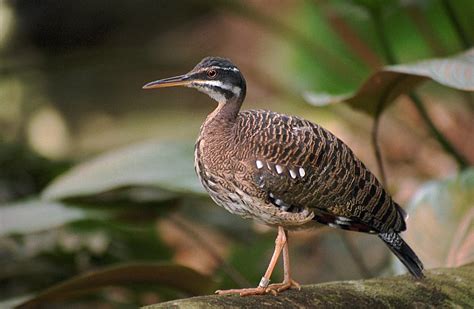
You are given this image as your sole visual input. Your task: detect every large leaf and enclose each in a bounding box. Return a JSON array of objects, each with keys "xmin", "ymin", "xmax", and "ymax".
[
  {"xmin": 42, "ymin": 141, "xmax": 206, "ymax": 201},
  {"xmin": 304, "ymin": 48, "xmax": 474, "ymax": 115},
  {"xmin": 16, "ymin": 263, "xmax": 214, "ymax": 308},
  {"xmin": 0, "ymin": 296, "xmax": 30, "ymax": 309},
  {"xmin": 0, "ymin": 199, "xmax": 88, "ymax": 236},
  {"xmin": 399, "ymin": 168, "xmax": 474, "ymax": 273}
]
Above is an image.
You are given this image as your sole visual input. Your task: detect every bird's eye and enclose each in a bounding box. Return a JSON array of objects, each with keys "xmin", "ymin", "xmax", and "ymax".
[{"xmin": 207, "ymin": 69, "xmax": 217, "ymax": 78}]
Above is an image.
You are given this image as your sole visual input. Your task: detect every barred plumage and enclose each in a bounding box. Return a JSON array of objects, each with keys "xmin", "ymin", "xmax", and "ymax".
[
  {"xmin": 196, "ymin": 109, "xmax": 408, "ymax": 233},
  {"xmin": 144, "ymin": 56, "xmax": 424, "ymax": 296}
]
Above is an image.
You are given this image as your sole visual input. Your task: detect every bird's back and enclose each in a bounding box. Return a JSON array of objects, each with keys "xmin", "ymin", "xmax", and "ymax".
[{"xmin": 233, "ymin": 110, "xmax": 406, "ymax": 233}]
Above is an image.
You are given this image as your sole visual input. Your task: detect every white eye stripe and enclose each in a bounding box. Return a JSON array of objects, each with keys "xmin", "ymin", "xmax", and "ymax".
[
  {"xmin": 209, "ymin": 66, "xmax": 239, "ymax": 72},
  {"xmin": 192, "ymin": 80, "xmax": 241, "ymax": 97}
]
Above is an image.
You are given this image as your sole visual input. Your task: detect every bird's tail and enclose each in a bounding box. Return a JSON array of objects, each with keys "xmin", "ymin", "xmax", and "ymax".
[{"xmin": 378, "ymin": 232, "xmax": 424, "ymax": 279}]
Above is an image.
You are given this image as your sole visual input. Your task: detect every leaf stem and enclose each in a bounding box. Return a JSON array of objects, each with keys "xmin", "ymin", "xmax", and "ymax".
[
  {"xmin": 369, "ymin": 6, "xmax": 469, "ymax": 173},
  {"xmin": 370, "ymin": 8, "xmax": 397, "ymax": 65},
  {"xmin": 339, "ymin": 233, "xmax": 373, "ymax": 279},
  {"xmin": 372, "ymin": 103, "xmax": 387, "ymax": 187},
  {"xmin": 408, "ymin": 93, "xmax": 469, "ymax": 169},
  {"xmin": 440, "ymin": 0, "xmax": 472, "ymax": 49},
  {"xmin": 168, "ymin": 214, "xmax": 251, "ymax": 288}
]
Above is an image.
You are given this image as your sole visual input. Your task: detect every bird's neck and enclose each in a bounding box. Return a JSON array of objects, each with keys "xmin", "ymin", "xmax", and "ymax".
[{"xmin": 201, "ymin": 97, "xmax": 242, "ymax": 135}]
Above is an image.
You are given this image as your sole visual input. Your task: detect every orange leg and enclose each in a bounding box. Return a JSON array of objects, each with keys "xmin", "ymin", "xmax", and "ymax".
[
  {"xmin": 215, "ymin": 226, "xmax": 300, "ymax": 296},
  {"xmin": 266, "ymin": 229, "xmax": 301, "ymax": 292}
]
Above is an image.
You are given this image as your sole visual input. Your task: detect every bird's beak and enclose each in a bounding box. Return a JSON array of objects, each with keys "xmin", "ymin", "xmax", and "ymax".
[{"xmin": 142, "ymin": 74, "xmax": 191, "ymax": 89}]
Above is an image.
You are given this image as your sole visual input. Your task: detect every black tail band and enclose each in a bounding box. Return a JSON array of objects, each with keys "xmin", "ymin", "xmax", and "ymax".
[{"xmin": 379, "ymin": 232, "xmax": 424, "ymax": 279}]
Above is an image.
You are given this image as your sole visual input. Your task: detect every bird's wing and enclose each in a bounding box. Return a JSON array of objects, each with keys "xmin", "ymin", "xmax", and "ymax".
[{"xmin": 236, "ymin": 110, "xmax": 406, "ymax": 233}]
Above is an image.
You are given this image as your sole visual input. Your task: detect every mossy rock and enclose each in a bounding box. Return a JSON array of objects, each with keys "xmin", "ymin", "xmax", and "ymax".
[{"xmin": 144, "ymin": 263, "xmax": 474, "ymax": 308}]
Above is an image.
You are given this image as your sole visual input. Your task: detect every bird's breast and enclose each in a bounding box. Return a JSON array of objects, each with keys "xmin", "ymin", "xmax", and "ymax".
[{"xmin": 194, "ymin": 136, "xmax": 250, "ymax": 216}]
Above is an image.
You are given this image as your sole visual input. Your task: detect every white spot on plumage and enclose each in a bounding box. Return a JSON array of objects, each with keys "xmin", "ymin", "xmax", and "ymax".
[
  {"xmin": 275, "ymin": 165, "xmax": 283, "ymax": 174},
  {"xmin": 269, "ymin": 192, "xmax": 274, "ymax": 198},
  {"xmin": 328, "ymin": 223, "xmax": 338, "ymax": 228},
  {"xmin": 256, "ymin": 160, "xmax": 263, "ymax": 169},
  {"xmin": 289, "ymin": 169, "xmax": 297, "ymax": 179},
  {"xmin": 337, "ymin": 216, "xmax": 351, "ymax": 222},
  {"xmin": 275, "ymin": 199, "xmax": 283, "ymax": 206},
  {"xmin": 298, "ymin": 167, "xmax": 306, "ymax": 177},
  {"xmin": 207, "ymin": 180, "xmax": 217, "ymax": 187},
  {"xmin": 229, "ymin": 193, "xmax": 240, "ymax": 200},
  {"xmin": 335, "ymin": 219, "xmax": 350, "ymax": 225}
]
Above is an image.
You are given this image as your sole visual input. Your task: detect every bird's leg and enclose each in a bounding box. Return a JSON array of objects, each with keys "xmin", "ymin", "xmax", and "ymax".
[
  {"xmin": 266, "ymin": 229, "xmax": 301, "ymax": 292},
  {"xmin": 215, "ymin": 226, "xmax": 286, "ymax": 296}
]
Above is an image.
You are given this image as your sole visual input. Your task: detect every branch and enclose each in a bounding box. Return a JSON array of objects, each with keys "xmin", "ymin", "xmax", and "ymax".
[{"xmin": 144, "ymin": 263, "xmax": 474, "ymax": 308}]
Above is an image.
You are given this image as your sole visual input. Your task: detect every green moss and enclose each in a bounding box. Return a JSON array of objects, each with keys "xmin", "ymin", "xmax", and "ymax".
[{"xmin": 144, "ymin": 263, "xmax": 474, "ymax": 309}]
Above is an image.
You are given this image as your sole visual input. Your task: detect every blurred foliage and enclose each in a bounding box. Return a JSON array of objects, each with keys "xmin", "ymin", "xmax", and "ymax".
[
  {"xmin": 17, "ymin": 263, "xmax": 214, "ymax": 308},
  {"xmin": 0, "ymin": 0, "xmax": 473, "ymax": 307},
  {"xmin": 0, "ymin": 199, "xmax": 87, "ymax": 235},
  {"xmin": 0, "ymin": 142, "xmax": 70, "ymax": 202},
  {"xmin": 304, "ymin": 48, "xmax": 474, "ymax": 114},
  {"xmin": 42, "ymin": 140, "xmax": 205, "ymax": 201},
  {"xmin": 404, "ymin": 167, "xmax": 474, "ymax": 270}
]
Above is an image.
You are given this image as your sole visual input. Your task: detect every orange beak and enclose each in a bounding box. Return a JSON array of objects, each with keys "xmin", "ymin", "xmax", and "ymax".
[{"xmin": 142, "ymin": 74, "xmax": 191, "ymax": 89}]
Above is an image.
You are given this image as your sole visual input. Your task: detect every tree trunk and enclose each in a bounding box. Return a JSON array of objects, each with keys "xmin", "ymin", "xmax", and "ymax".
[{"xmin": 145, "ymin": 263, "xmax": 474, "ymax": 308}]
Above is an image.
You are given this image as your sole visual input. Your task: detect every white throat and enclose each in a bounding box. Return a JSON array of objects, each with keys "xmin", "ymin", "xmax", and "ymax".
[{"xmin": 190, "ymin": 80, "xmax": 241, "ymax": 103}]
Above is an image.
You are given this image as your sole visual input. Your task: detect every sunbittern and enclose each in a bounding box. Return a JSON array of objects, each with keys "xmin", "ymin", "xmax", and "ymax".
[{"xmin": 143, "ymin": 57, "xmax": 424, "ymax": 296}]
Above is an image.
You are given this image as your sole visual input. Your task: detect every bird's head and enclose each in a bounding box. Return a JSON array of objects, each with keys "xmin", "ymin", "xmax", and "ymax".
[{"xmin": 143, "ymin": 57, "xmax": 246, "ymax": 104}]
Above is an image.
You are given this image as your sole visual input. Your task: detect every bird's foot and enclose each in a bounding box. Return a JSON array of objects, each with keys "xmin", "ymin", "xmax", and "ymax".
[
  {"xmin": 215, "ymin": 287, "xmax": 270, "ymax": 296},
  {"xmin": 267, "ymin": 279, "xmax": 301, "ymax": 292},
  {"xmin": 215, "ymin": 280, "xmax": 301, "ymax": 296}
]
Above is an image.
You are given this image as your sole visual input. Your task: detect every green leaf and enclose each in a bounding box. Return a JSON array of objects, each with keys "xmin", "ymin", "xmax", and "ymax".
[
  {"xmin": 0, "ymin": 199, "xmax": 87, "ymax": 236},
  {"xmin": 304, "ymin": 48, "xmax": 474, "ymax": 115},
  {"xmin": 401, "ymin": 168, "xmax": 474, "ymax": 272},
  {"xmin": 42, "ymin": 141, "xmax": 206, "ymax": 201},
  {"xmin": 16, "ymin": 263, "xmax": 215, "ymax": 308}
]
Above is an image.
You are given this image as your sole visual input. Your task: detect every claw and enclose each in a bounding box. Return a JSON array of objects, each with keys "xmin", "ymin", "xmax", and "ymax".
[
  {"xmin": 267, "ymin": 279, "xmax": 301, "ymax": 293},
  {"xmin": 215, "ymin": 279, "xmax": 301, "ymax": 297}
]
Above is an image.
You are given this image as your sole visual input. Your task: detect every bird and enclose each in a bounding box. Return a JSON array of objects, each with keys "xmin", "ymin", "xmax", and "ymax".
[{"xmin": 143, "ymin": 56, "xmax": 424, "ymax": 296}]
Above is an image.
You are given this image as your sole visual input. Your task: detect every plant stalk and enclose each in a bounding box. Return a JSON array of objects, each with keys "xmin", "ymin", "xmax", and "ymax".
[
  {"xmin": 440, "ymin": 0, "xmax": 472, "ymax": 49},
  {"xmin": 408, "ymin": 93, "xmax": 469, "ymax": 168},
  {"xmin": 369, "ymin": 7, "xmax": 469, "ymax": 173}
]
